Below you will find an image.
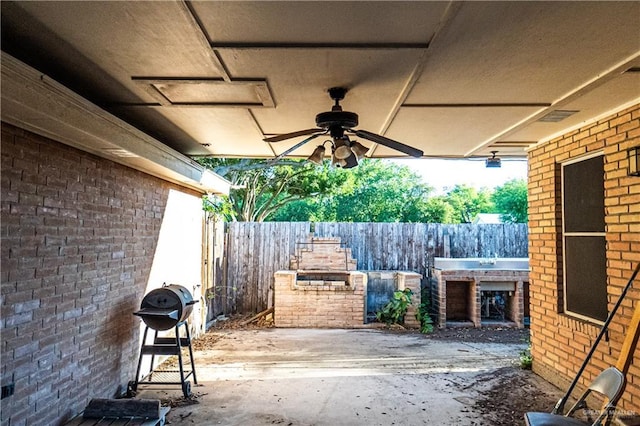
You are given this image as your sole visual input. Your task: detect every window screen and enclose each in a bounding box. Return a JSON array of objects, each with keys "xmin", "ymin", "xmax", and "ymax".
[
  {"xmin": 563, "ymin": 156, "xmax": 605, "ymax": 233},
  {"xmin": 564, "ymin": 236, "xmax": 607, "ymax": 321},
  {"xmin": 562, "ymin": 155, "xmax": 607, "ymax": 322}
]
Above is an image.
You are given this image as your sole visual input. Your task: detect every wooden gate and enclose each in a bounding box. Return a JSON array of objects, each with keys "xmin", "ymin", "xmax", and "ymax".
[{"xmin": 365, "ymin": 272, "xmax": 397, "ymax": 322}]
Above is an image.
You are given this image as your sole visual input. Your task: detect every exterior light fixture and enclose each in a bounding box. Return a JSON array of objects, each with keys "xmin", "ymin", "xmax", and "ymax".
[
  {"xmin": 486, "ymin": 151, "xmax": 501, "ymax": 168},
  {"xmin": 629, "ymin": 146, "xmax": 640, "ymax": 176}
]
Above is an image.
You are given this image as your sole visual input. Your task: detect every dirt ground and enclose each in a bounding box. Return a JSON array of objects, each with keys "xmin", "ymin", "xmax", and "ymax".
[
  {"xmin": 427, "ymin": 325, "xmax": 530, "ymax": 344},
  {"xmin": 147, "ymin": 317, "xmax": 562, "ymax": 425},
  {"xmin": 425, "ymin": 326, "xmax": 558, "ymax": 426}
]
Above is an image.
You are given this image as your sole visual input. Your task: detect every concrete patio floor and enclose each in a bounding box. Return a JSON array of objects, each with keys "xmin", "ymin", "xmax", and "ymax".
[{"xmin": 136, "ymin": 328, "xmax": 560, "ymax": 425}]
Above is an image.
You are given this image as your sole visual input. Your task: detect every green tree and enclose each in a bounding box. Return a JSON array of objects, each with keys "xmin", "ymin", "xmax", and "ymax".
[
  {"xmin": 491, "ymin": 178, "xmax": 528, "ymax": 223},
  {"xmin": 420, "ymin": 196, "xmax": 455, "ymax": 223},
  {"xmin": 196, "ymin": 158, "xmax": 350, "ymax": 222},
  {"xmin": 198, "ymin": 157, "xmax": 520, "ymax": 224},
  {"xmin": 443, "ymin": 185, "xmax": 494, "ymax": 223},
  {"xmin": 256, "ymin": 159, "xmax": 435, "ymax": 222},
  {"xmin": 313, "ymin": 159, "xmax": 434, "ymax": 222}
]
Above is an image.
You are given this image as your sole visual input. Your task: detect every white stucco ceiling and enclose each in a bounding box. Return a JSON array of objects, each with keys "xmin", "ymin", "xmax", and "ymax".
[{"xmin": 1, "ymin": 1, "xmax": 639, "ymax": 162}]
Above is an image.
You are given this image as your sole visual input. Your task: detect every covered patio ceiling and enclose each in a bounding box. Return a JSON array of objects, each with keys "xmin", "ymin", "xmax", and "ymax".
[{"xmin": 1, "ymin": 1, "xmax": 639, "ymax": 166}]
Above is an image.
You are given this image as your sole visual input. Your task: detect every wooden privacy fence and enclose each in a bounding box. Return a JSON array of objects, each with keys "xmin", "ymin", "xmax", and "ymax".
[{"xmin": 211, "ymin": 222, "xmax": 528, "ymax": 316}]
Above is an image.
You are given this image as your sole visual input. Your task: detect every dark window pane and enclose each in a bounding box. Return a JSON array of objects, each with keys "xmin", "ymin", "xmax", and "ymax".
[
  {"xmin": 565, "ymin": 236, "xmax": 607, "ymax": 321},
  {"xmin": 563, "ymin": 156, "xmax": 605, "ymax": 233}
]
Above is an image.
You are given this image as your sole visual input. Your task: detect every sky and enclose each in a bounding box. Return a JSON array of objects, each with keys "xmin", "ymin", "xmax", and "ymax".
[{"xmin": 389, "ymin": 158, "xmax": 528, "ymax": 194}]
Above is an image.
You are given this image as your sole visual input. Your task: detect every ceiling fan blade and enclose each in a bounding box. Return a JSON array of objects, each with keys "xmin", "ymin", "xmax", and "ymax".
[
  {"xmin": 352, "ymin": 130, "xmax": 424, "ymax": 158},
  {"xmin": 268, "ymin": 133, "xmax": 324, "ymax": 163},
  {"xmin": 263, "ymin": 128, "xmax": 323, "ymax": 143}
]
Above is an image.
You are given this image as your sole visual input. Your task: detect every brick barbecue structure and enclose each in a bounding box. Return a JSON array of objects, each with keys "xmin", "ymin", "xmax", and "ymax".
[
  {"xmin": 431, "ymin": 266, "xmax": 528, "ymax": 329},
  {"xmin": 274, "ymin": 235, "xmax": 421, "ymax": 328}
]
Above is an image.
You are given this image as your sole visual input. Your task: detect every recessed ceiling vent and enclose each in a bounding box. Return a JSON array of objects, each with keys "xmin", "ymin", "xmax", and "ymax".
[{"xmin": 538, "ymin": 110, "xmax": 579, "ymax": 123}]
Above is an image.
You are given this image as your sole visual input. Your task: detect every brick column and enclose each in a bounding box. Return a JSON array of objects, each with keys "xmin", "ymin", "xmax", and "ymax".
[
  {"xmin": 433, "ymin": 270, "xmax": 447, "ymax": 328},
  {"xmin": 512, "ymin": 280, "xmax": 524, "ymax": 328},
  {"xmin": 397, "ymin": 272, "xmax": 422, "ymax": 329},
  {"xmin": 274, "ymin": 271, "xmax": 297, "ymax": 327},
  {"xmin": 471, "ymin": 279, "xmax": 481, "ymax": 327}
]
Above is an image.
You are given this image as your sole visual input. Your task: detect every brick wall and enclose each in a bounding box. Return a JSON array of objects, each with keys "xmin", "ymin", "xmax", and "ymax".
[
  {"xmin": 273, "ymin": 271, "xmax": 422, "ymax": 329},
  {"xmin": 274, "ymin": 271, "xmax": 368, "ymax": 328},
  {"xmin": 0, "ymin": 123, "xmax": 204, "ymax": 425},
  {"xmin": 528, "ymin": 104, "xmax": 640, "ymax": 411},
  {"xmin": 289, "ymin": 236, "xmax": 358, "ymax": 271}
]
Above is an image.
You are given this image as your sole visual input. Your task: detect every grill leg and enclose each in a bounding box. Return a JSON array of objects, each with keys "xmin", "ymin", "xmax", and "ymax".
[
  {"xmin": 183, "ymin": 322, "xmax": 198, "ymax": 384},
  {"xmin": 132, "ymin": 326, "xmax": 151, "ymax": 392},
  {"xmin": 149, "ymin": 329, "xmax": 160, "ymax": 379},
  {"xmin": 175, "ymin": 324, "xmax": 189, "ymax": 397}
]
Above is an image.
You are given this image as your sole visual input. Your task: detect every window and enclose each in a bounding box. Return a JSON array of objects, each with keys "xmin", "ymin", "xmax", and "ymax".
[{"xmin": 562, "ymin": 153, "xmax": 607, "ymax": 322}]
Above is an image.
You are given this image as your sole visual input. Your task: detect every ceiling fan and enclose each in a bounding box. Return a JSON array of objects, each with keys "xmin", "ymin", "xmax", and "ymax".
[{"xmin": 264, "ymin": 87, "xmax": 424, "ymax": 168}]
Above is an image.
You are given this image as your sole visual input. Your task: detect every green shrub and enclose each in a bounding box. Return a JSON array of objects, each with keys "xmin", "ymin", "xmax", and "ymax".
[
  {"xmin": 376, "ymin": 289, "xmax": 413, "ymax": 325},
  {"xmin": 416, "ymin": 301, "xmax": 434, "ymax": 334},
  {"xmin": 416, "ymin": 285, "xmax": 434, "ymax": 334},
  {"xmin": 519, "ymin": 344, "xmax": 532, "ymax": 369}
]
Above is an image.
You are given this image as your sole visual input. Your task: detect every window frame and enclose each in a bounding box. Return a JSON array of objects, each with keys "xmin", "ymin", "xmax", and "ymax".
[{"xmin": 561, "ymin": 151, "xmax": 607, "ymax": 324}]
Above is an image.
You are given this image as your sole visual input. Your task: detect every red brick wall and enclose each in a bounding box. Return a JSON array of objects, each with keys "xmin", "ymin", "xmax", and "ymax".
[
  {"xmin": 0, "ymin": 123, "xmax": 202, "ymax": 425},
  {"xmin": 528, "ymin": 104, "xmax": 640, "ymax": 411}
]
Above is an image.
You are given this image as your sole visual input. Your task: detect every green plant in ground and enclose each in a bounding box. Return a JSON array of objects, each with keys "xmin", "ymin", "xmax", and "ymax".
[
  {"xmin": 416, "ymin": 285, "xmax": 434, "ymax": 334},
  {"xmin": 416, "ymin": 301, "xmax": 434, "ymax": 334},
  {"xmin": 376, "ymin": 288, "xmax": 413, "ymax": 325},
  {"xmin": 519, "ymin": 343, "xmax": 532, "ymax": 369}
]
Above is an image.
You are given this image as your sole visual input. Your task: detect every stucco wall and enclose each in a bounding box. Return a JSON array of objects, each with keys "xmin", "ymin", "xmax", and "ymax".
[
  {"xmin": 527, "ymin": 104, "xmax": 640, "ymax": 411},
  {"xmin": 0, "ymin": 123, "xmax": 206, "ymax": 425}
]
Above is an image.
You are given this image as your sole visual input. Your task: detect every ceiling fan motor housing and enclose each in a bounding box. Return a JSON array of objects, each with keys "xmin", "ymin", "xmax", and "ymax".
[{"xmin": 315, "ymin": 111, "xmax": 359, "ymax": 129}]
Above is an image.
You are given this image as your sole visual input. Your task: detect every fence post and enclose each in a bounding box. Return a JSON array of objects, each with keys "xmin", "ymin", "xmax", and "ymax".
[{"xmin": 443, "ymin": 228, "xmax": 451, "ymax": 258}]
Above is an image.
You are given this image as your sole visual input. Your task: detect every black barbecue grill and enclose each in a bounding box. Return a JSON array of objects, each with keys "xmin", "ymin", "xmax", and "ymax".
[
  {"xmin": 129, "ymin": 284, "xmax": 198, "ymax": 398},
  {"xmin": 135, "ymin": 284, "xmax": 197, "ymax": 330}
]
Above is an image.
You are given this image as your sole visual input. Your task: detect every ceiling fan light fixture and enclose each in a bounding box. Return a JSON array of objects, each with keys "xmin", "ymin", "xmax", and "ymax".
[
  {"xmin": 332, "ymin": 156, "xmax": 348, "ymax": 168},
  {"xmin": 334, "ymin": 145, "xmax": 352, "ymax": 160},
  {"xmin": 350, "ymin": 141, "xmax": 369, "ymax": 160},
  {"xmin": 307, "ymin": 145, "xmax": 326, "ymax": 164},
  {"xmin": 333, "ymin": 138, "xmax": 353, "ymax": 160}
]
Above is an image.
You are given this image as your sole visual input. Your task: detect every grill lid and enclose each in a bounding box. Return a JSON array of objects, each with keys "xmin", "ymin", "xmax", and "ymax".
[{"xmin": 134, "ymin": 284, "xmax": 197, "ymax": 330}]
